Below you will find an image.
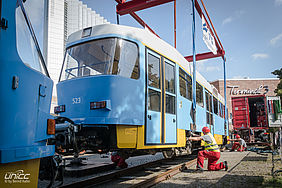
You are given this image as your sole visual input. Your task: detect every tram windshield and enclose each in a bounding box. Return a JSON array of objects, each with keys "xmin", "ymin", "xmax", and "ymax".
[{"xmin": 60, "ymin": 38, "xmax": 139, "ymax": 81}]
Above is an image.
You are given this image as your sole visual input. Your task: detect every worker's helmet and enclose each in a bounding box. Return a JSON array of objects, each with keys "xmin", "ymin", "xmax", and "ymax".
[
  {"xmin": 236, "ymin": 135, "xmax": 240, "ymax": 139},
  {"xmin": 202, "ymin": 127, "xmax": 210, "ymax": 133}
]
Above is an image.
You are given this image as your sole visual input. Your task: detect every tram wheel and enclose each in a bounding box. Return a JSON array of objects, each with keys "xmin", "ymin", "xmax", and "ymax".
[{"xmin": 162, "ymin": 149, "xmax": 176, "ymax": 158}]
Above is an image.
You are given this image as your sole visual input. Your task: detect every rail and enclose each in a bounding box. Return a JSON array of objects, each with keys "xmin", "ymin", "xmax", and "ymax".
[{"xmin": 59, "ymin": 155, "xmax": 197, "ymax": 188}]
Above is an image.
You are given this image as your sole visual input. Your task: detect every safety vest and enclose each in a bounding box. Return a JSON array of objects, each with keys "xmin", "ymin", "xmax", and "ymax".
[{"xmin": 203, "ymin": 133, "xmax": 220, "ymax": 152}]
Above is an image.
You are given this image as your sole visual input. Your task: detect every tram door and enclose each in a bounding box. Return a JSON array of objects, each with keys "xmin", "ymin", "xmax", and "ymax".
[{"xmin": 146, "ymin": 49, "xmax": 177, "ymax": 144}]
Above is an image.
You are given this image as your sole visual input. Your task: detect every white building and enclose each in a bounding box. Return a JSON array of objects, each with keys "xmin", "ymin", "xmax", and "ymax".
[{"xmin": 46, "ymin": 0, "xmax": 109, "ymax": 111}]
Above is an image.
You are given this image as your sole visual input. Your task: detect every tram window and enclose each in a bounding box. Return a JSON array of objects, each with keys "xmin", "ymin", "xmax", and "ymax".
[
  {"xmin": 213, "ymin": 97, "xmax": 219, "ymax": 115},
  {"xmin": 205, "ymin": 91, "xmax": 210, "ymax": 112},
  {"xmin": 196, "ymin": 82, "xmax": 204, "ymax": 107},
  {"xmin": 114, "ymin": 39, "xmax": 139, "ymax": 79},
  {"xmin": 179, "ymin": 68, "xmax": 192, "ymax": 100},
  {"xmin": 206, "ymin": 111, "xmax": 210, "ymax": 124},
  {"xmin": 219, "ymin": 102, "xmax": 223, "ymax": 117},
  {"xmin": 219, "ymin": 102, "xmax": 225, "ymax": 118},
  {"xmin": 205, "ymin": 91, "xmax": 213, "ymax": 125},
  {"xmin": 166, "ymin": 95, "xmax": 175, "ymax": 114},
  {"xmin": 210, "ymin": 95, "xmax": 213, "ymax": 113},
  {"xmin": 148, "ymin": 53, "xmax": 160, "ymax": 89},
  {"xmin": 148, "ymin": 89, "xmax": 160, "ymax": 112},
  {"xmin": 61, "ymin": 38, "xmax": 139, "ymax": 81},
  {"xmin": 16, "ymin": 0, "xmax": 46, "ymax": 75},
  {"xmin": 165, "ymin": 61, "xmax": 175, "ymax": 94}
]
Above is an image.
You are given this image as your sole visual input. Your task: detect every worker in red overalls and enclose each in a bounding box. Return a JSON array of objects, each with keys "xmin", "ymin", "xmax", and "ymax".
[
  {"xmin": 189, "ymin": 127, "xmax": 228, "ymax": 172},
  {"xmin": 111, "ymin": 151, "xmax": 128, "ymax": 169},
  {"xmin": 228, "ymin": 135, "xmax": 247, "ymax": 152}
]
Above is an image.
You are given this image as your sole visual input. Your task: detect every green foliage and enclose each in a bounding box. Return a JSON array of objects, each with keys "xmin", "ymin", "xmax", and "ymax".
[{"xmin": 272, "ymin": 68, "xmax": 282, "ymax": 97}]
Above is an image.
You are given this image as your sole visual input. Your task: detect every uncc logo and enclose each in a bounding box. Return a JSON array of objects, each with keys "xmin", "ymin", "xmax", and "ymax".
[{"xmin": 4, "ymin": 170, "xmax": 30, "ymax": 180}]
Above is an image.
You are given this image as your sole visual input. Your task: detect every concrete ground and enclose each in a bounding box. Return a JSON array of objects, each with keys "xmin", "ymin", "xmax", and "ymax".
[{"xmin": 154, "ymin": 150, "xmax": 282, "ymax": 188}]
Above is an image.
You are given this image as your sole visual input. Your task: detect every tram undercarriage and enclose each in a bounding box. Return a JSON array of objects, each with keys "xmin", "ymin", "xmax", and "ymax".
[{"xmin": 54, "ymin": 118, "xmax": 194, "ymax": 160}]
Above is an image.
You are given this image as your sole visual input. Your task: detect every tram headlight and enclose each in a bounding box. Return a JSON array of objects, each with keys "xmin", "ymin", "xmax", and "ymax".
[
  {"xmin": 90, "ymin": 101, "xmax": 107, "ymax": 110},
  {"xmin": 54, "ymin": 105, "xmax": 65, "ymax": 114}
]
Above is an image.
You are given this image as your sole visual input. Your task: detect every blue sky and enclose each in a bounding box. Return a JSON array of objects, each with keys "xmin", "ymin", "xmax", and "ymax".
[{"xmin": 82, "ymin": 0, "xmax": 282, "ymax": 82}]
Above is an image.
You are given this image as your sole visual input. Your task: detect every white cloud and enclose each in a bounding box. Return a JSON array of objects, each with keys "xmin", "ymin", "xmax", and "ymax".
[
  {"xmin": 206, "ymin": 66, "xmax": 221, "ymax": 72},
  {"xmin": 197, "ymin": 60, "xmax": 221, "ymax": 73},
  {"xmin": 270, "ymin": 33, "xmax": 282, "ymax": 45},
  {"xmin": 251, "ymin": 53, "xmax": 269, "ymax": 60},
  {"xmin": 222, "ymin": 10, "xmax": 245, "ymax": 25},
  {"xmin": 222, "ymin": 17, "xmax": 233, "ymax": 25},
  {"xmin": 275, "ymin": 0, "xmax": 282, "ymax": 6},
  {"xmin": 235, "ymin": 10, "xmax": 245, "ymax": 16}
]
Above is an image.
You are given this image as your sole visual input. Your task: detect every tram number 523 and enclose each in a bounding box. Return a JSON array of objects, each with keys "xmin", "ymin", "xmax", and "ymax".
[{"xmin": 72, "ymin": 97, "xmax": 81, "ymax": 104}]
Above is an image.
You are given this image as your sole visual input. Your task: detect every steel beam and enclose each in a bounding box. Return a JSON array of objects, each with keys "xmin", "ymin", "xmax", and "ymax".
[
  {"xmin": 116, "ymin": 0, "xmax": 174, "ymax": 15},
  {"xmin": 185, "ymin": 51, "xmax": 224, "ymax": 62}
]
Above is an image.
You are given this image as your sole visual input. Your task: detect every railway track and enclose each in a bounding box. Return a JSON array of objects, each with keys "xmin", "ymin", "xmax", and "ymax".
[{"xmin": 59, "ymin": 154, "xmax": 197, "ymax": 188}]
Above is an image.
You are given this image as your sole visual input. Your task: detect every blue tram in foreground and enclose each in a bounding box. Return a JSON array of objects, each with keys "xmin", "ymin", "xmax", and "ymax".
[
  {"xmin": 0, "ymin": 0, "xmax": 55, "ymax": 187},
  {"xmin": 55, "ymin": 24, "xmax": 228, "ymax": 158}
]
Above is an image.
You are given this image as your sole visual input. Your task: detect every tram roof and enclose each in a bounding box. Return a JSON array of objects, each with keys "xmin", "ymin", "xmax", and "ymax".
[{"xmin": 67, "ymin": 24, "xmax": 225, "ymax": 103}]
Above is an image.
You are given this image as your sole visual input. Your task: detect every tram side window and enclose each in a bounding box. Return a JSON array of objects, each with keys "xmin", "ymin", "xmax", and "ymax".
[
  {"xmin": 113, "ymin": 39, "xmax": 139, "ymax": 79},
  {"xmin": 148, "ymin": 53, "xmax": 160, "ymax": 89},
  {"xmin": 213, "ymin": 97, "xmax": 219, "ymax": 115},
  {"xmin": 165, "ymin": 61, "xmax": 175, "ymax": 114},
  {"xmin": 219, "ymin": 102, "xmax": 224, "ymax": 118},
  {"xmin": 16, "ymin": 0, "xmax": 46, "ymax": 75},
  {"xmin": 210, "ymin": 94, "xmax": 213, "ymax": 125},
  {"xmin": 179, "ymin": 68, "xmax": 192, "ymax": 100},
  {"xmin": 205, "ymin": 91, "xmax": 213, "ymax": 125},
  {"xmin": 165, "ymin": 63, "xmax": 175, "ymax": 94},
  {"xmin": 196, "ymin": 82, "xmax": 204, "ymax": 107},
  {"xmin": 166, "ymin": 95, "xmax": 175, "ymax": 114},
  {"xmin": 148, "ymin": 89, "xmax": 160, "ymax": 111}
]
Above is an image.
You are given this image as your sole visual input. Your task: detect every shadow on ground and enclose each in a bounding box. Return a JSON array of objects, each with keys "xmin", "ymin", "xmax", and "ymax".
[{"xmin": 242, "ymin": 156, "xmax": 268, "ymax": 161}]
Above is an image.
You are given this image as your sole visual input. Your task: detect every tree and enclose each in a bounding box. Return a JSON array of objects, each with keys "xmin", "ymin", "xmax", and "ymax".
[{"xmin": 271, "ymin": 68, "xmax": 282, "ymax": 97}]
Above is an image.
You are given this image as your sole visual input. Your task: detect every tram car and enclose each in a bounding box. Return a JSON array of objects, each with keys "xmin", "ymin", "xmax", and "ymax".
[
  {"xmin": 55, "ymin": 24, "xmax": 227, "ymax": 158},
  {"xmin": 0, "ymin": 0, "xmax": 55, "ymax": 187}
]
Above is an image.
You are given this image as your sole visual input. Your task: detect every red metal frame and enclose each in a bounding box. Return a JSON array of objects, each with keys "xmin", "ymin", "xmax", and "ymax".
[{"xmin": 115, "ymin": 0, "xmax": 225, "ymax": 62}]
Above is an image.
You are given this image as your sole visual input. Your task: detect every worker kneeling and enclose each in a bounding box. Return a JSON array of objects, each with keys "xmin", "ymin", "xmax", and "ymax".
[
  {"xmin": 189, "ymin": 127, "xmax": 228, "ymax": 172},
  {"xmin": 228, "ymin": 135, "xmax": 247, "ymax": 152}
]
